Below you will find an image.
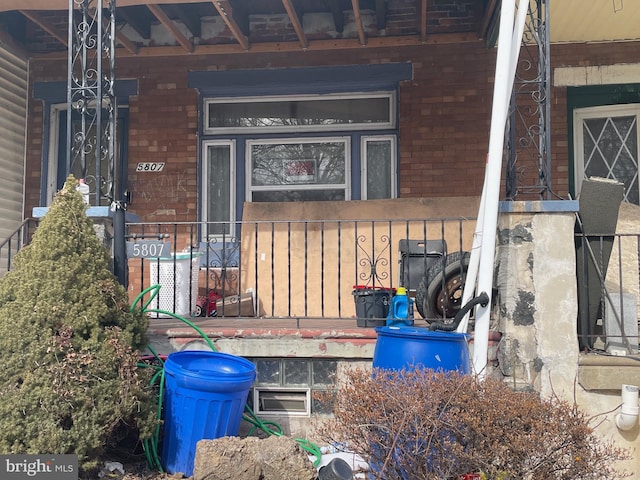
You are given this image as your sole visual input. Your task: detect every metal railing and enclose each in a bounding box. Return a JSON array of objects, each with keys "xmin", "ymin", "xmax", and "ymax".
[
  {"xmin": 126, "ymin": 217, "xmax": 477, "ymax": 321},
  {"xmin": 576, "ymin": 232, "xmax": 640, "ymax": 355},
  {"xmin": 0, "ymin": 218, "xmax": 39, "ymax": 275}
]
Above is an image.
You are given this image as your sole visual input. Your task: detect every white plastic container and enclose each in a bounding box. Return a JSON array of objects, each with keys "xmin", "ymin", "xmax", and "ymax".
[{"xmin": 148, "ymin": 252, "xmax": 202, "ymax": 317}]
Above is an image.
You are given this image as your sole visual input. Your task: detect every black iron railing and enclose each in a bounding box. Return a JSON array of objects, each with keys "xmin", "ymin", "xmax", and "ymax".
[
  {"xmin": 0, "ymin": 218, "xmax": 39, "ymax": 275},
  {"xmin": 125, "ymin": 218, "xmax": 477, "ymax": 321},
  {"xmin": 576, "ymin": 232, "xmax": 640, "ymax": 355}
]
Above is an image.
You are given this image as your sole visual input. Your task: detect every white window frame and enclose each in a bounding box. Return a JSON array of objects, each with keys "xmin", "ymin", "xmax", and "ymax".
[
  {"xmin": 204, "ymin": 92, "xmax": 396, "ymax": 135},
  {"xmin": 246, "ymin": 136, "xmax": 351, "ymax": 201},
  {"xmin": 201, "ymin": 139, "xmax": 236, "ymax": 239},
  {"xmin": 361, "ymin": 134, "xmax": 397, "ymax": 200},
  {"xmin": 573, "ymin": 104, "xmax": 640, "ymax": 200}
]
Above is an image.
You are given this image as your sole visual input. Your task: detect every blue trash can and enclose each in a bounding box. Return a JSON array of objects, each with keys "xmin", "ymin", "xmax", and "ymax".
[
  {"xmin": 161, "ymin": 350, "xmax": 256, "ymax": 477},
  {"xmin": 372, "ymin": 326, "xmax": 470, "ymax": 374}
]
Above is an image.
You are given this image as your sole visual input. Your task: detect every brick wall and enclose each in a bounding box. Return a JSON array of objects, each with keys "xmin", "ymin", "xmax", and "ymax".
[{"xmin": 24, "ymin": 40, "xmax": 640, "ymax": 222}]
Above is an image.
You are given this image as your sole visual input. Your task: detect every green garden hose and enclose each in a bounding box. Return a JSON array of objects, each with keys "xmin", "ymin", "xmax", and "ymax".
[{"xmin": 130, "ymin": 284, "xmax": 322, "ymax": 470}]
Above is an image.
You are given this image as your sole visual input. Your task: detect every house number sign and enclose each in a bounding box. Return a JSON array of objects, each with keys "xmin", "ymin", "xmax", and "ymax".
[
  {"xmin": 136, "ymin": 162, "xmax": 165, "ymax": 172},
  {"xmin": 126, "ymin": 240, "xmax": 171, "ymax": 258}
]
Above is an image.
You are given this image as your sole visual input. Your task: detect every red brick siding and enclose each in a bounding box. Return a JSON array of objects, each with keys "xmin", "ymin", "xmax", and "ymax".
[{"xmin": 24, "ymin": 40, "xmax": 640, "ymax": 222}]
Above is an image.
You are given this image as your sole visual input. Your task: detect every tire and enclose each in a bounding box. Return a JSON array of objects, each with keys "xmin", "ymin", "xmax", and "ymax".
[
  {"xmin": 418, "ymin": 251, "xmax": 471, "ymax": 322},
  {"xmin": 194, "ymin": 304, "xmax": 204, "ymax": 317}
]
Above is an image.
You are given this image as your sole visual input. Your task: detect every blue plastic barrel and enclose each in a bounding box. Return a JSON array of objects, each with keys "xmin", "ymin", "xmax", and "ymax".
[
  {"xmin": 161, "ymin": 350, "xmax": 256, "ymax": 477},
  {"xmin": 372, "ymin": 326, "xmax": 470, "ymax": 373}
]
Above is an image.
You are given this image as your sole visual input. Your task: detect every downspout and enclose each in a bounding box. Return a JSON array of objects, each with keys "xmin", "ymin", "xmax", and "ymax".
[
  {"xmin": 472, "ymin": 0, "xmax": 529, "ymax": 377},
  {"xmin": 616, "ymin": 384, "xmax": 639, "ymax": 431},
  {"xmin": 458, "ymin": 0, "xmax": 528, "ymax": 336}
]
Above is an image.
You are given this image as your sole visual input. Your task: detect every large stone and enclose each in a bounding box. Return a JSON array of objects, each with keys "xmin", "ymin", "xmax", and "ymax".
[{"xmin": 193, "ymin": 436, "xmax": 318, "ymax": 480}]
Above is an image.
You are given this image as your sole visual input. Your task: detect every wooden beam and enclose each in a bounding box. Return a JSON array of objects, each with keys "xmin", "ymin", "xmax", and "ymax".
[
  {"xmin": 375, "ymin": 0, "xmax": 386, "ymax": 30},
  {"xmin": 351, "ymin": 0, "xmax": 366, "ymax": 46},
  {"xmin": 211, "ymin": 0, "xmax": 249, "ymax": 50},
  {"xmin": 146, "ymin": 3, "xmax": 193, "ymax": 53},
  {"xmin": 118, "ymin": 6, "xmax": 151, "ymax": 40},
  {"xmin": 19, "ymin": 10, "xmax": 67, "ymax": 47},
  {"xmin": 171, "ymin": 5, "xmax": 201, "ymax": 38},
  {"xmin": 282, "ymin": 0, "xmax": 308, "ymax": 49},
  {"xmin": 34, "ymin": 31, "xmax": 481, "ymax": 60},
  {"xmin": 115, "ymin": 28, "xmax": 139, "ymax": 54},
  {"xmin": 420, "ymin": 0, "xmax": 427, "ymax": 43},
  {"xmin": 324, "ymin": 0, "xmax": 344, "ymax": 33},
  {"xmin": 0, "ymin": 27, "xmax": 29, "ymax": 58}
]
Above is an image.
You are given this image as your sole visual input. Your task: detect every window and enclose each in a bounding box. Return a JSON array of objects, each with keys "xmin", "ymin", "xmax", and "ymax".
[
  {"xmin": 574, "ymin": 104, "xmax": 640, "ymax": 204},
  {"xmin": 249, "ymin": 358, "xmax": 336, "ymax": 416},
  {"xmin": 362, "ymin": 135, "xmax": 396, "ymax": 200},
  {"xmin": 200, "ymin": 90, "xmax": 398, "ymax": 228},
  {"xmin": 202, "ymin": 140, "xmax": 235, "ymax": 236},
  {"xmin": 205, "ymin": 93, "xmax": 394, "ymax": 133},
  {"xmin": 247, "ymin": 138, "xmax": 349, "ymax": 202}
]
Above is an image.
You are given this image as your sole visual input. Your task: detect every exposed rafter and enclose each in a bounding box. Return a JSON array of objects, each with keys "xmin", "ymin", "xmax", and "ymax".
[
  {"xmin": 146, "ymin": 3, "xmax": 193, "ymax": 52},
  {"xmin": 118, "ymin": 7, "xmax": 151, "ymax": 39},
  {"xmin": 0, "ymin": 29, "xmax": 27, "ymax": 57},
  {"xmin": 212, "ymin": 0, "xmax": 249, "ymax": 50},
  {"xmin": 19, "ymin": 9, "xmax": 67, "ymax": 46},
  {"xmin": 282, "ymin": 0, "xmax": 308, "ymax": 49},
  {"xmin": 375, "ymin": 0, "xmax": 386, "ymax": 30},
  {"xmin": 420, "ymin": 0, "xmax": 427, "ymax": 43},
  {"xmin": 351, "ymin": 0, "xmax": 366, "ymax": 46},
  {"xmin": 324, "ymin": 0, "xmax": 344, "ymax": 33},
  {"xmin": 170, "ymin": 4, "xmax": 201, "ymax": 38},
  {"xmin": 115, "ymin": 28, "xmax": 139, "ymax": 54}
]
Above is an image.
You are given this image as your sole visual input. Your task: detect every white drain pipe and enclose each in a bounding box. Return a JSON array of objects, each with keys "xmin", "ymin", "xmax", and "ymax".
[
  {"xmin": 472, "ymin": 0, "xmax": 531, "ymax": 377},
  {"xmin": 458, "ymin": 0, "xmax": 528, "ymax": 336},
  {"xmin": 616, "ymin": 384, "xmax": 639, "ymax": 431}
]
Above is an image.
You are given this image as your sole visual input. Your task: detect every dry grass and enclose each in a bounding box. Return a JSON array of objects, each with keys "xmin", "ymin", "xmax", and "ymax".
[{"xmin": 316, "ymin": 368, "xmax": 631, "ymax": 480}]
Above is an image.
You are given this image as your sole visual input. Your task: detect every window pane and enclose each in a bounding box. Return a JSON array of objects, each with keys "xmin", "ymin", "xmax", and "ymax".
[
  {"xmin": 366, "ymin": 139, "xmax": 393, "ymax": 199},
  {"xmin": 255, "ymin": 359, "xmax": 280, "ymax": 385},
  {"xmin": 208, "ymin": 96, "xmax": 390, "ymax": 129},
  {"xmin": 206, "ymin": 144, "xmax": 231, "ymax": 235},
  {"xmin": 312, "ymin": 359, "xmax": 337, "ymax": 386},
  {"xmin": 583, "ymin": 115, "xmax": 639, "ymax": 204},
  {"xmin": 251, "ymin": 142, "xmax": 345, "ymax": 186},
  {"xmin": 252, "ymin": 190, "xmax": 346, "ymax": 202},
  {"xmin": 284, "ymin": 359, "xmax": 309, "ymax": 386}
]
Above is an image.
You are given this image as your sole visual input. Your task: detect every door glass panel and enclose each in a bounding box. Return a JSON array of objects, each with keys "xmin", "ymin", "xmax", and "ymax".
[
  {"xmin": 365, "ymin": 138, "xmax": 393, "ymax": 199},
  {"xmin": 582, "ymin": 115, "xmax": 639, "ymax": 204},
  {"xmin": 205, "ymin": 143, "xmax": 232, "ymax": 236}
]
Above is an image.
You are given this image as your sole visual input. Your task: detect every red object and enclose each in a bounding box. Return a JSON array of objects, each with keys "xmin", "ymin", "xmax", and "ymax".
[
  {"xmin": 195, "ymin": 290, "xmax": 222, "ymax": 317},
  {"xmin": 459, "ymin": 475, "xmax": 482, "ymax": 480}
]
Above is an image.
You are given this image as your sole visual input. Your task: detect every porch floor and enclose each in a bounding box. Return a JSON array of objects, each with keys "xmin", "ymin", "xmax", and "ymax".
[{"xmin": 145, "ymin": 316, "xmax": 385, "ymax": 356}]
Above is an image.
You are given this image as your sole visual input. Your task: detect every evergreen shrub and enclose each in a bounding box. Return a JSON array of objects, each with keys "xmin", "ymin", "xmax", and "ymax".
[{"xmin": 0, "ymin": 176, "xmax": 156, "ymax": 473}]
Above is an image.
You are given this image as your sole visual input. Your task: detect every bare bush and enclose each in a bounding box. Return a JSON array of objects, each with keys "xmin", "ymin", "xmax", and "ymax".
[{"xmin": 316, "ymin": 368, "xmax": 630, "ymax": 479}]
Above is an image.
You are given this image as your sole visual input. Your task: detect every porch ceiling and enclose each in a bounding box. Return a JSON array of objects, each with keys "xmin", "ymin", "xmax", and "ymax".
[
  {"xmin": 0, "ymin": 1, "xmax": 637, "ymax": 60},
  {"xmin": 0, "ymin": 0, "xmax": 493, "ymax": 59}
]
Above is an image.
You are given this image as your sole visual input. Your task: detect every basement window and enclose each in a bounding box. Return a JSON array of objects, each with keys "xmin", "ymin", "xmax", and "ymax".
[
  {"xmin": 253, "ymin": 388, "xmax": 310, "ymax": 416},
  {"xmin": 248, "ymin": 358, "xmax": 337, "ymax": 416}
]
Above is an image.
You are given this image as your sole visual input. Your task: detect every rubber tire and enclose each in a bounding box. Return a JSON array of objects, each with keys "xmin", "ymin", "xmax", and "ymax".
[
  {"xmin": 193, "ymin": 304, "xmax": 204, "ymax": 317},
  {"xmin": 417, "ymin": 251, "xmax": 471, "ymax": 322}
]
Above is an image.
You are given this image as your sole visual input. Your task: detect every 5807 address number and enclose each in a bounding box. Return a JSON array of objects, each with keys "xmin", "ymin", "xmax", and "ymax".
[{"xmin": 136, "ymin": 162, "xmax": 165, "ymax": 172}]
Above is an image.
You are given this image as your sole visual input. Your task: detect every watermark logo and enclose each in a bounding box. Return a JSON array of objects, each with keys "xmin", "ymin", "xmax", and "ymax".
[{"xmin": 0, "ymin": 455, "xmax": 77, "ymax": 480}]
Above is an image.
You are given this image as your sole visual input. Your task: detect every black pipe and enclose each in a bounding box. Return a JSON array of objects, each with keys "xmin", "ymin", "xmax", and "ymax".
[{"xmin": 429, "ymin": 291, "xmax": 490, "ymax": 332}]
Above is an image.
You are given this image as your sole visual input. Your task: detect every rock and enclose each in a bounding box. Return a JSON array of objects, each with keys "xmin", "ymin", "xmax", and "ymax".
[{"xmin": 193, "ymin": 436, "xmax": 318, "ymax": 480}]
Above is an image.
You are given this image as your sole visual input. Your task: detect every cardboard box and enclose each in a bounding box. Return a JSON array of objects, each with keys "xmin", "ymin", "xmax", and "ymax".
[{"xmin": 216, "ymin": 291, "xmax": 256, "ymax": 317}]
